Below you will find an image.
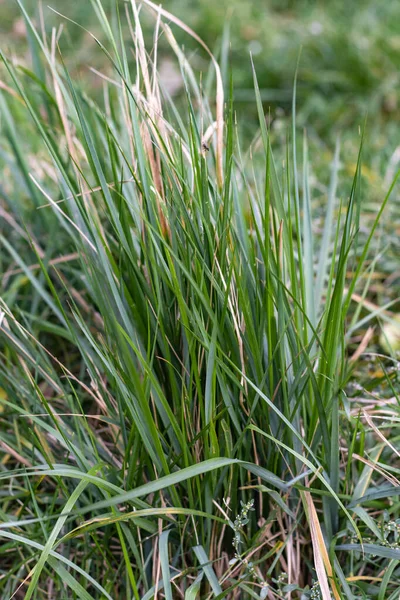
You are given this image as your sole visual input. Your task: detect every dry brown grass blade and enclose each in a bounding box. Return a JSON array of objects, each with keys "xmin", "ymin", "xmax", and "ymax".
[
  {"xmin": 349, "ymin": 326, "xmax": 374, "ymax": 363},
  {"xmin": 0, "ymin": 440, "xmax": 32, "ymax": 468},
  {"xmin": 128, "ymin": 1, "xmax": 172, "ymax": 237},
  {"xmin": 347, "ymin": 289, "xmax": 396, "ymax": 316},
  {"xmin": 363, "ymin": 411, "xmax": 400, "ymax": 459},
  {"xmin": 162, "ymin": 23, "xmax": 201, "ymax": 103},
  {"xmin": 141, "ymin": 0, "xmax": 224, "ymax": 189},
  {"xmin": 303, "ymin": 491, "xmax": 340, "ymax": 600},
  {"xmin": 352, "ymin": 453, "xmax": 400, "ymax": 487},
  {"xmin": 4, "ymin": 252, "xmax": 79, "ymax": 281},
  {"xmin": 0, "ymin": 79, "xmax": 23, "ymax": 101}
]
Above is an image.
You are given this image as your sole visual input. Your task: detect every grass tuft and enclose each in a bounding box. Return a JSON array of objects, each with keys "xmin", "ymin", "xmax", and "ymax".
[{"xmin": 1, "ymin": 2, "xmax": 400, "ymax": 599}]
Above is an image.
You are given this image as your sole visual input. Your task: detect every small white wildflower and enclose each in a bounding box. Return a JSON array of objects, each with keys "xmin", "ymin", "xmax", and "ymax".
[{"xmin": 260, "ymin": 585, "xmax": 268, "ymax": 599}]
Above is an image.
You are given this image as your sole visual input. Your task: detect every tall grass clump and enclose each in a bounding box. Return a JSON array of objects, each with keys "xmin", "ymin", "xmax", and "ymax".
[{"xmin": 1, "ymin": 1, "xmax": 400, "ymax": 599}]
